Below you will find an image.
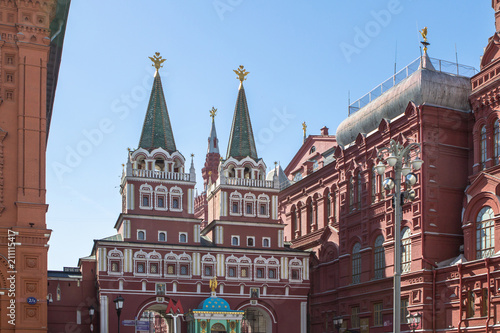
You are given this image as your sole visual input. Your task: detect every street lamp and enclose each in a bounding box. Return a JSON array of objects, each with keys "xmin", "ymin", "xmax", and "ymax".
[
  {"xmin": 114, "ymin": 295, "xmax": 124, "ymax": 333},
  {"xmin": 89, "ymin": 305, "xmax": 95, "ymax": 332},
  {"xmin": 407, "ymin": 313, "xmax": 422, "ymax": 333},
  {"xmin": 376, "ymin": 139, "xmax": 423, "ymax": 333},
  {"xmin": 333, "ymin": 316, "xmax": 343, "ymax": 333}
]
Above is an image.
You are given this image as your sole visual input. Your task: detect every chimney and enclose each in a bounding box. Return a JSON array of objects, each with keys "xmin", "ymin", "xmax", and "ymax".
[{"xmin": 320, "ymin": 126, "xmax": 329, "ymax": 136}]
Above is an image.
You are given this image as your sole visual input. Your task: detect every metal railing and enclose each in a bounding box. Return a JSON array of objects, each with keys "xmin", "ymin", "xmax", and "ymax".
[
  {"xmin": 132, "ymin": 169, "xmax": 192, "ymax": 181},
  {"xmin": 222, "ymin": 177, "xmax": 275, "ymax": 188},
  {"xmin": 348, "ymin": 56, "xmax": 478, "ymax": 116}
]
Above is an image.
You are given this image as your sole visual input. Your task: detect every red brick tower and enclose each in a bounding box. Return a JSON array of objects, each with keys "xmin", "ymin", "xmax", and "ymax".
[{"xmin": 0, "ymin": 1, "xmax": 70, "ymax": 332}]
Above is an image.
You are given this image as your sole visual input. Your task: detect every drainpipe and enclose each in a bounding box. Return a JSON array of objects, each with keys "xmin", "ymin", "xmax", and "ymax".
[
  {"xmin": 433, "ymin": 270, "xmax": 436, "ymax": 333},
  {"xmin": 458, "ymin": 264, "xmax": 463, "ymax": 333},
  {"xmin": 486, "ymin": 258, "xmax": 491, "ymax": 333}
]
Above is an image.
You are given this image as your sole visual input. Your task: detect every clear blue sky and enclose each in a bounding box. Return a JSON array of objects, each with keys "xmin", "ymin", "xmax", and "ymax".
[{"xmin": 46, "ymin": 1, "xmax": 493, "ymax": 270}]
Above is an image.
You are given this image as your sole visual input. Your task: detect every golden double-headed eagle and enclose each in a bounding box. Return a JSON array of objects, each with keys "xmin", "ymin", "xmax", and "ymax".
[
  {"xmin": 149, "ymin": 52, "xmax": 166, "ymax": 71},
  {"xmin": 234, "ymin": 65, "xmax": 249, "ymax": 82},
  {"xmin": 419, "ymin": 27, "xmax": 428, "ymax": 42}
]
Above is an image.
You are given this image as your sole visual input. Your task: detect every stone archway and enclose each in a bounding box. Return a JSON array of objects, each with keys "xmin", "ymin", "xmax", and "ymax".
[
  {"xmin": 138, "ymin": 302, "xmax": 181, "ymax": 333},
  {"xmin": 241, "ymin": 307, "xmax": 273, "ymax": 333}
]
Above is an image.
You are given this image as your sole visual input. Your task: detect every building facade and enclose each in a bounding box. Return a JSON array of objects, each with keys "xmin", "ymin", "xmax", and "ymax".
[
  {"xmin": 48, "ymin": 58, "xmax": 310, "ymax": 333},
  {"xmin": 0, "ymin": 1, "xmax": 70, "ymax": 332},
  {"xmin": 276, "ymin": 3, "xmax": 500, "ymax": 333}
]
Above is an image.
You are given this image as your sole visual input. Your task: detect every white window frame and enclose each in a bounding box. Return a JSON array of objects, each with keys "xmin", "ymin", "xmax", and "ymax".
[
  {"xmin": 289, "ymin": 258, "xmax": 303, "ymax": 282},
  {"xmin": 247, "ymin": 236, "xmax": 255, "ymax": 247},
  {"xmin": 137, "ymin": 229, "xmax": 146, "ymax": 241},
  {"xmin": 201, "ymin": 254, "xmax": 216, "ymax": 279},
  {"xmin": 133, "ymin": 250, "xmax": 148, "ymax": 277},
  {"xmin": 257, "ymin": 194, "xmax": 270, "ymax": 218},
  {"xmin": 170, "ymin": 186, "xmax": 183, "ymax": 212},
  {"xmin": 262, "ymin": 237, "xmax": 271, "ymax": 248},
  {"xmin": 231, "ymin": 235, "xmax": 240, "ymax": 246},
  {"xmin": 158, "ymin": 231, "xmax": 167, "ymax": 242},
  {"xmin": 107, "ymin": 248, "xmax": 123, "ymax": 275},
  {"xmin": 229, "ymin": 191, "xmax": 243, "ymax": 216},
  {"xmin": 244, "ymin": 193, "xmax": 256, "ymax": 217},
  {"xmin": 178, "ymin": 253, "xmax": 192, "ymax": 278},
  {"xmin": 155, "ymin": 185, "xmax": 168, "ymax": 211},
  {"xmin": 165, "ymin": 252, "xmax": 178, "ymax": 277},
  {"xmin": 179, "ymin": 232, "xmax": 188, "ymax": 243},
  {"xmin": 139, "ymin": 184, "xmax": 153, "ymax": 210}
]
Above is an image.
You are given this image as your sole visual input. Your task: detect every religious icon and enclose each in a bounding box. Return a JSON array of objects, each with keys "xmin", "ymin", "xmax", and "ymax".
[
  {"xmin": 250, "ymin": 287, "xmax": 260, "ymax": 298},
  {"xmin": 156, "ymin": 283, "xmax": 166, "ymax": 296}
]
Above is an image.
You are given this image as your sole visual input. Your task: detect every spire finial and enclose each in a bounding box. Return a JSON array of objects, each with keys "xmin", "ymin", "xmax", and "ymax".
[
  {"xmin": 234, "ymin": 65, "xmax": 250, "ymax": 83},
  {"xmin": 149, "ymin": 52, "xmax": 166, "ymax": 73},
  {"xmin": 419, "ymin": 27, "xmax": 430, "ymax": 53},
  {"xmin": 210, "ymin": 107, "xmax": 217, "ymax": 120},
  {"xmin": 302, "ymin": 122, "xmax": 307, "ymax": 142}
]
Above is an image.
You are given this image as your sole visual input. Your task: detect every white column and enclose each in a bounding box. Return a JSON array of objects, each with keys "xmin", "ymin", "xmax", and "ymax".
[{"xmin": 100, "ymin": 295, "xmax": 108, "ymax": 333}]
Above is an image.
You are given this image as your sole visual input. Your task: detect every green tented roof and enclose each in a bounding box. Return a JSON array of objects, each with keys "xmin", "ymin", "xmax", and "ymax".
[
  {"xmin": 138, "ymin": 73, "xmax": 176, "ymax": 152},
  {"xmin": 226, "ymin": 84, "xmax": 258, "ymax": 160}
]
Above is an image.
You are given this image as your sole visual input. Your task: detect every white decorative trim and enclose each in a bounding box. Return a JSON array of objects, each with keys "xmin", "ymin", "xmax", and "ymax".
[
  {"xmin": 170, "ymin": 186, "xmax": 183, "ymax": 212},
  {"xmin": 243, "ymin": 193, "xmax": 256, "ymax": 217},
  {"xmin": 289, "ymin": 257, "xmax": 303, "ymax": 282},
  {"xmin": 201, "ymin": 253, "xmax": 216, "ymax": 279},
  {"xmin": 229, "ymin": 191, "xmax": 243, "ymax": 216},
  {"xmin": 257, "ymin": 194, "xmax": 270, "ymax": 218},
  {"xmin": 278, "ymin": 230, "xmax": 284, "ymax": 247},
  {"xmin": 139, "ymin": 183, "xmax": 154, "ymax": 210},
  {"xmin": 179, "ymin": 232, "xmax": 188, "ymax": 243},
  {"xmin": 154, "ymin": 185, "xmax": 168, "ymax": 211},
  {"xmin": 137, "ymin": 229, "xmax": 146, "ymax": 241},
  {"xmin": 262, "ymin": 237, "xmax": 271, "ymax": 248},
  {"xmin": 158, "ymin": 231, "xmax": 167, "ymax": 242},
  {"xmin": 100, "ymin": 295, "xmax": 108, "ymax": 333},
  {"xmin": 107, "ymin": 248, "xmax": 123, "ymax": 275},
  {"xmin": 231, "ymin": 235, "xmax": 240, "ymax": 246}
]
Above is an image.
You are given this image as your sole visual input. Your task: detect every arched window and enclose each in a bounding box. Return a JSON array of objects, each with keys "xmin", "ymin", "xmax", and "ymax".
[
  {"xmin": 326, "ymin": 193, "xmax": 332, "ymax": 219},
  {"xmin": 349, "ymin": 176, "xmax": 355, "ymax": 211},
  {"xmin": 481, "ymin": 125, "xmax": 487, "ymax": 169},
  {"xmin": 401, "ymin": 227, "xmax": 411, "ymax": 273},
  {"xmin": 374, "ymin": 235, "xmax": 385, "ymax": 279},
  {"xmin": 357, "ymin": 173, "xmax": 362, "ymax": 209},
  {"xmin": 476, "ymin": 206, "xmax": 495, "ymax": 259},
  {"xmin": 495, "ymin": 120, "xmax": 500, "ymax": 165},
  {"xmin": 308, "ymin": 200, "xmax": 314, "ymax": 226},
  {"xmin": 137, "ymin": 230, "xmax": 145, "ymax": 240},
  {"xmin": 371, "ymin": 167, "xmax": 377, "ymax": 203},
  {"xmin": 352, "ymin": 242, "xmax": 361, "ymax": 284}
]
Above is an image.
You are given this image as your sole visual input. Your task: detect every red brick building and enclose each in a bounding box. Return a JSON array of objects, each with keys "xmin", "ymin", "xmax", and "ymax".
[
  {"xmin": 277, "ymin": 3, "xmax": 500, "ymax": 333},
  {"xmin": 0, "ymin": 1, "xmax": 70, "ymax": 332}
]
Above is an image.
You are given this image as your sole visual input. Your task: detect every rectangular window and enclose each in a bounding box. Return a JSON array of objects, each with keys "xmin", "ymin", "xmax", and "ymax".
[
  {"xmin": 179, "ymin": 233, "xmax": 187, "ymax": 243},
  {"xmin": 256, "ymin": 268, "xmax": 264, "ymax": 278},
  {"xmin": 137, "ymin": 262, "xmax": 145, "ymax": 273},
  {"xmin": 260, "ymin": 204, "xmax": 266, "ymax": 215},
  {"xmin": 481, "ymin": 289, "xmax": 488, "ymax": 317},
  {"xmin": 180, "ymin": 264, "xmax": 188, "ymax": 276},
  {"xmin": 204, "ymin": 265, "xmax": 213, "ymax": 277},
  {"xmin": 158, "ymin": 232, "xmax": 166, "ymax": 242},
  {"xmin": 262, "ymin": 237, "xmax": 270, "ymax": 247},
  {"xmin": 157, "ymin": 196, "xmax": 164, "ymax": 208},
  {"xmin": 241, "ymin": 267, "xmax": 248, "ymax": 278},
  {"xmin": 142, "ymin": 196, "xmax": 149, "ymax": 207},
  {"xmin": 268, "ymin": 268, "xmax": 277, "ymax": 279},
  {"xmin": 351, "ymin": 306, "xmax": 360, "ymax": 328},
  {"xmin": 232, "ymin": 202, "xmax": 239, "ymax": 213},
  {"xmin": 110, "ymin": 261, "xmax": 120, "ymax": 272},
  {"xmin": 247, "ymin": 237, "xmax": 255, "ymax": 247},
  {"xmin": 374, "ymin": 302, "xmax": 383, "ymax": 326},
  {"xmin": 401, "ymin": 298, "xmax": 409, "ymax": 323},
  {"xmin": 246, "ymin": 203, "xmax": 253, "ymax": 214},
  {"xmin": 231, "ymin": 236, "xmax": 240, "ymax": 246},
  {"xmin": 467, "ymin": 291, "xmax": 474, "ymax": 318},
  {"xmin": 150, "ymin": 263, "xmax": 158, "ymax": 274},
  {"xmin": 167, "ymin": 264, "xmax": 176, "ymax": 275},
  {"xmin": 291, "ymin": 269, "xmax": 300, "ymax": 280},
  {"xmin": 228, "ymin": 266, "xmax": 236, "ymax": 277},
  {"xmin": 172, "ymin": 198, "xmax": 179, "ymax": 209}
]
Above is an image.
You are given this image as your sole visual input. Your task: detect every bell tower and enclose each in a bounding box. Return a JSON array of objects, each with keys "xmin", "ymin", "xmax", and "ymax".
[
  {"xmin": 203, "ymin": 66, "xmax": 284, "ymax": 248},
  {"xmin": 117, "ymin": 53, "xmax": 199, "ymax": 245}
]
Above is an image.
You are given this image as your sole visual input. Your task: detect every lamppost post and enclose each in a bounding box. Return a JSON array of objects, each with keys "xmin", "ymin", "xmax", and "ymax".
[
  {"xmin": 114, "ymin": 295, "xmax": 124, "ymax": 333},
  {"xmin": 376, "ymin": 139, "xmax": 423, "ymax": 333}
]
